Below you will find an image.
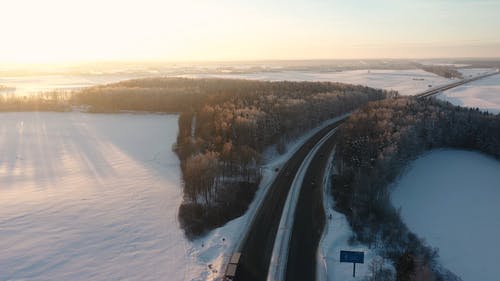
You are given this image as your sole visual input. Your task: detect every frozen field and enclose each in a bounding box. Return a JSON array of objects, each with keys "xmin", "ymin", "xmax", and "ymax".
[
  {"xmin": 391, "ymin": 150, "xmax": 500, "ymax": 281},
  {"xmin": 0, "ymin": 112, "xmax": 211, "ymax": 281},
  {"xmin": 0, "ymin": 74, "xmax": 155, "ymax": 96},
  {"xmin": 3, "ymin": 68, "xmax": 454, "ymax": 97},
  {"xmin": 184, "ymin": 69, "xmax": 452, "ymax": 96},
  {"xmin": 458, "ymin": 68, "xmax": 496, "ymax": 78},
  {"xmin": 438, "ymin": 73, "xmax": 500, "ymax": 114}
]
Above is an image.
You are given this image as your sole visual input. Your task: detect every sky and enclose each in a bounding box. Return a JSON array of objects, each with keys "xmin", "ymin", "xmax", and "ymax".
[{"xmin": 1, "ymin": 0, "xmax": 499, "ymax": 64}]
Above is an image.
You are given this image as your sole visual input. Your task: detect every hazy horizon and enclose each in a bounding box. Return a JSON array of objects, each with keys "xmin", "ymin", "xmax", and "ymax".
[
  {"xmin": 2, "ymin": 57, "xmax": 500, "ymax": 72},
  {"xmin": 2, "ymin": 0, "xmax": 500, "ymax": 64}
]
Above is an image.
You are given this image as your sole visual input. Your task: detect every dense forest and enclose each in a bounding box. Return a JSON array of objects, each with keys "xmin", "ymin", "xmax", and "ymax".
[
  {"xmin": 332, "ymin": 97, "xmax": 500, "ymax": 280},
  {"xmin": 171, "ymin": 79, "xmax": 390, "ymax": 236},
  {"xmin": 70, "ymin": 78, "xmax": 208, "ymax": 112}
]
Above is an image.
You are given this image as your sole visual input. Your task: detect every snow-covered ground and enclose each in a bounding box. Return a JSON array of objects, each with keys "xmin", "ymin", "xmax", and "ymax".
[
  {"xmin": 391, "ymin": 150, "xmax": 500, "ymax": 281},
  {"xmin": 1, "ymin": 68, "xmax": 461, "ymax": 97},
  {"xmin": 0, "ymin": 112, "xmax": 210, "ymax": 281},
  {"xmin": 317, "ymin": 150, "xmax": 381, "ymax": 281},
  {"xmin": 318, "ymin": 209, "xmax": 381, "ymax": 281},
  {"xmin": 0, "ymin": 74, "xmax": 156, "ymax": 96},
  {"xmin": 438, "ymin": 73, "xmax": 500, "ymax": 114},
  {"xmin": 458, "ymin": 68, "xmax": 497, "ymax": 79},
  {"xmin": 182, "ymin": 69, "xmax": 452, "ymax": 96}
]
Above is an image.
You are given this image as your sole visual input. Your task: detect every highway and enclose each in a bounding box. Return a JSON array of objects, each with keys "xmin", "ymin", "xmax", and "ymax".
[
  {"xmin": 415, "ymin": 70, "xmax": 499, "ymax": 98},
  {"xmin": 285, "ymin": 127, "xmax": 337, "ymax": 281},
  {"xmin": 232, "ymin": 119, "xmax": 345, "ymax": 281}
]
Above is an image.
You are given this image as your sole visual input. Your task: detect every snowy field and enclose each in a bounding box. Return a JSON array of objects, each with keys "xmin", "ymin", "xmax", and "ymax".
[
  {"xmin": 458, "ymin": 68, "xmax": 496, "ymax": 78},
  {"xmin": 0, "ymin": 73, "xmax": 157, "ymax": 96},
  {"xmin": 183, "ymin": 69, "xmax": 452, "ymax": 96},
  {"xmin": 0, "ymin": 112, "xmax": 211, "ymax": 281},
  {"xmin": 391, "ymin": 150, "xmax": 500, "ymax": 281},
  {"xmin": 2, "ymin": 68, "xmax": 457, "ymax": 97},
  {"xmin": 438, "ymin": 73, "xmax": 500, "ymax": 114}
]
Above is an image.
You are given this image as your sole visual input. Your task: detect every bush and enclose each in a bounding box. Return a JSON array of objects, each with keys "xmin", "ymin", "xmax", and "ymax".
[{"xmin": 178, "ymin": 181, "xmax": 259, "ymax": 237}]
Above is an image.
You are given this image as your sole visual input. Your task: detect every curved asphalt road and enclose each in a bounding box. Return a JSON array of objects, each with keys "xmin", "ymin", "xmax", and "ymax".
[
  {"xmin": 234, "ymin": 119, "xmax": 344, "ymax": 281},
  {"xmin": 285, "ymin": 129, "xmax": 337, "ymax": 281}
]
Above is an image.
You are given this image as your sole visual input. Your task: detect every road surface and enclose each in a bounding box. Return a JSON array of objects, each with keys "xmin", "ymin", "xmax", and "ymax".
[
  {"xmin": 285, "ymin": 128, "xmax": 337, "ymax": 281},
  {"xmin": 233, "ymin": 119, "xmax": 344, "ymax": 281},
  {"xmin": 416, "ymin": 71, "xmax": 500, "ymax": 98}
]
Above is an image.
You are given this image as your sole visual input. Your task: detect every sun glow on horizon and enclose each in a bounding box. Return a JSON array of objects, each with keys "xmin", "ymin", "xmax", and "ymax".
[{"xmin": 1, "ymin": 0, "xmax": 500, "ymax": 64}]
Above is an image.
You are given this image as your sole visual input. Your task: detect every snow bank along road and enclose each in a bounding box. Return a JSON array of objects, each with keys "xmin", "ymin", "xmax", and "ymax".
[{"xmin": 233, "ymin": 119, "xmax": 345, "ymax": 281}]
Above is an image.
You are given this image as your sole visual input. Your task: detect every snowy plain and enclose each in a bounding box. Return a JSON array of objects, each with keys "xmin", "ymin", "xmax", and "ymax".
[
  {"xmin": 0, "ymin": 112, "xmax": 210, "ymax": 281},
  {"xmin": 438, "ymin": 72, "xmax": 500, "ymax": 114},
  {"xmin": 2, "ymin": 68, "xmax": 456, "ymax": 97},
  {"xmin": 0, "ymin": 74, "xmax": 159, "ymax": 96},
  {"xmin": 457, "ymin": 68, "xmax": 496, "ymax": 79},
  {"xmin": 391, "ymin": 150, "xmax": 500, "ymax": 281},
  {"xmin": 183, "ymin": 69, "xmax": 452, "ymax": 96}
]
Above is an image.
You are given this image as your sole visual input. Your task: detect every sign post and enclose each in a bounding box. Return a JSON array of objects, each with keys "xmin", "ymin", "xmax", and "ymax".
[{"xmin": 340, "ymin": 250, "xmax": 364, "ymax": 278}]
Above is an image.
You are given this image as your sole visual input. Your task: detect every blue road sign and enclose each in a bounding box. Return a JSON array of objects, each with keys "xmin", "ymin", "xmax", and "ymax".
[{"xmin": 340, "ymin": 250, "xmax": 364, "ymax": 264}]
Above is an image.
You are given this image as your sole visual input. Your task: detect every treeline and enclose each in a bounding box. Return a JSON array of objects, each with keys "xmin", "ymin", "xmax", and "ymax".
[
  {"xmin": 0, "ymin": 92, "xmax": 68, "ymax": 112},
  {"xmin": 0, "ymin": 85, "xmax": 16, "ymax": 93},
  {"xmin": 419, "ymin": 65, "xmax": 463, "ymax": 79},
  {"xmin": 332, "ymin": 97, "xmax": 500, "ymax": 280},
  {"xmin": 70, "ymin": 78, "xmax": 208, "ymax": 112}
]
